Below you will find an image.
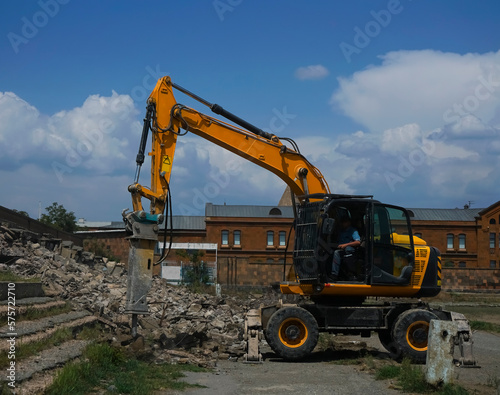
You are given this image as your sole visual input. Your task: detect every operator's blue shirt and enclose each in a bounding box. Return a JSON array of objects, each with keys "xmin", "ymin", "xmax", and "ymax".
[{"xmin": 339, "ymin": 226, "xmax": 360, "ymax": 244}]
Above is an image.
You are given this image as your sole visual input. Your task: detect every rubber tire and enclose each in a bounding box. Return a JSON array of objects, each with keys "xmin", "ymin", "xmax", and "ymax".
[
  {"xmin": 392, "ymin": 309, "xmax": 438, "ymax": 363},
  {"xmin": 265, "ymin": 306, "xmax": 319, "ymax": 361},
  {"xmin": 377, "ymin": 330, "xmax": 401, "ymax": 360}
]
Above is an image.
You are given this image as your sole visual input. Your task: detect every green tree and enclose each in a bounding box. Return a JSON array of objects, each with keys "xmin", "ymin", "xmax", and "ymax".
[
  {"xmin": 177, "ymin": 250, "xmax": 209, "ymax": 285},
  {"xmin": 83, "ymin": 238, "xmax": 119, "ymax": 261},
  {"xmin": 12, "ymin": 209, "xmax": 30, "ymax": 217},
  {"xmin": 40, "ymin": 202, "xmax": 78, "ymax": 232}
]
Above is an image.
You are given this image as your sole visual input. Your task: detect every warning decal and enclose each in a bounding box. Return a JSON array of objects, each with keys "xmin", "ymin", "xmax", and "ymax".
[{"xmin": 161, "ymin": 155, "xmax": 172, "ymax": 174}]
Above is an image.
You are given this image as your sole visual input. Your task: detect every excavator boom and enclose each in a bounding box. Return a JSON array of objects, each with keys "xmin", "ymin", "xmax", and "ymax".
[{"xmin": 129, "ymin": 76, "xmax": 329, "ymax": 216}]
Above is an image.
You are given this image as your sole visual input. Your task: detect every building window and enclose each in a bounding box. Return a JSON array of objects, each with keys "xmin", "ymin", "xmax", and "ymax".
[
  {"xmin": 221, "ymin": 230, "xmax": 229, "ymax": 245},
  {"xmin": 233, "ymin": 230, "xmax": 241, "ymax": 246},
  {"xmin": 279, "ymin": 231, "xmax": 286, "ymax": 246},
  {"xmin": 490, "ymin": 233, "xmax": 496, "ymax": 248},
  {"xmin": 446, "ymin": 234, "xmax": 454, "ymax": 249},
  {"xmin": 269, "ymin": 208, "xmax": 282, "ymax": 216},
  {"xmin": 458, "ymin": 261, "xmax": 466, "ymax": 268},
  {"xmin": 490, "ymin": 218, "xmax": 496, "ymax": 225},
  {"xmin": 444, "ymin": 260, "xmax": 454, "ymax": 268},
  {"xmin": 267, "ymin": 231, "xmax": 274, "ymax": 246},
  {"xmin": 458, "ymin": 234, "xmax": 466, "ymax": 250},
  {"xmin": 490, "ymin": 260, "xmax": 497, "ymax": 269}
]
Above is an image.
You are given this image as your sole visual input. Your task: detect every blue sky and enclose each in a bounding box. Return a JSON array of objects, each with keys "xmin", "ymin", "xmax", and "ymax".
[{"xmin": 1, "ymin": 0, "xmax": 500, "ymax": 220}]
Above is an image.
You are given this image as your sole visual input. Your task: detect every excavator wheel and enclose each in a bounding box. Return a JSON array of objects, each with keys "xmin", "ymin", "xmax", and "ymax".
[
  {"xmin": 265, "ymin": 306, "xmax": 319, "ymax": 361},
  {"xmin": 377, "ymin": 329, "xmax": 401, "ymax": 360},
  {"xmin": 392, "ymin": 309, "xmax": 439, "ymax": 363}
]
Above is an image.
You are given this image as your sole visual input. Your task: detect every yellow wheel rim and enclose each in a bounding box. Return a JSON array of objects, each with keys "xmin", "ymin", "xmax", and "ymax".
[
  {"xmin": 406, "ymin": 320, "xmax": 430, "ymax": 351},
  {"xmin": 278, "ymin": 317, "xmax": 308, "ymax": 348}
]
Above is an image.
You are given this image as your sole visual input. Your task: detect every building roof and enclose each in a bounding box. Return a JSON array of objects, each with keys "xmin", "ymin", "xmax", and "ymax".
[
  {"xmin": 77, "ymin": 219, "xmax": 113, "ymax": 228},
  {"xmin": 161, "ymin": 216, "xmax": 206, "ymax": 230},
  {"xmin": 78, "ymin": 217, "xmax": 206, "ymax": 231},
  {"xmin": 478, "ymin": 200, "xmax": 500, "ymax": 216},
  {"xmin": 205, "ymin": 203, "xmax": 294, "ymax": 218},
  {"xmin": 407, "ymin": 208, "xmax": 482, "ymax": 222},
  {"xmin": 78, "ymin": 203, "xmax": 494, "ymax": 233},
  {"xmin": 102, "ymin": 221, "xmax": 127, "ymax": 229}
]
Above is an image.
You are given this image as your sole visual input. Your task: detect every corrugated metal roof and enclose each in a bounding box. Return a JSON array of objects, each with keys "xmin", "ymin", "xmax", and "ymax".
[
  {"xmin": 100, "ymin": 217, "xmax": 206, "ymax": 230},
  {"xmin": 160, "ymin": 216, "xmax": 206, "ymax": 230},
  {"xmin": 205, "ymin": 203, "xmax": 294, "ymax": 218},
  {"xmin": 102, "ymin": 221, "xmax": 126, "ymax": 229},
  {"xmin": 407, "ymin": 208, "xmax": 482, "ymax": 222}
]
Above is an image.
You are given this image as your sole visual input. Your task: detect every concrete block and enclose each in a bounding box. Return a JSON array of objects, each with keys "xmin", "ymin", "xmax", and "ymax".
[
  {"xmin": 426, "ymin": 319, "xmax": 457, "ymax": 385},
  {"xmin": 0, "ymin": 282, "xmax": 45, "ymax": 300}
]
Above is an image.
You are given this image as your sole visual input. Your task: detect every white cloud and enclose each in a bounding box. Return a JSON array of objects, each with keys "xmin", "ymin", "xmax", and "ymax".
[
  {"xmin": 381, "ymin": 123, "xmax": 422, "ymax": 153},
  {"xmin": 331, "ymin": 50, "xmax": 500, "ymax": 132},
  {"xmin": 2, "ymin": 52, "xmax": 500, "ymax": 221},
  {"xmin": 0, "ymin": 91, "xmax": 140, "ymax": 176},
  {"xmin": 294, "ymin": 64, "xmax": 329, "ymax": 80},
  {"xmin": 0, "ymin": 91, "xmax": 144, "ymax": 219},
  {"xmin": 0, "ymin": 163, "xmax": 132, "ymax": 221},
  {"xmin": 322, "ymin": 49, "xmax": 500, "ymax": 207}
]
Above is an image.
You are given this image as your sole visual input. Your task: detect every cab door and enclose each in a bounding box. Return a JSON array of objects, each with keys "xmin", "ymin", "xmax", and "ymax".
[{"xmin": 370, "ymin": 204, "xmax": 414, "ymax": 285}]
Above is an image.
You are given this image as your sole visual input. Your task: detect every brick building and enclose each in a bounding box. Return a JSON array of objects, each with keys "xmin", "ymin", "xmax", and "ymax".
[
  {"xmin": 409, "ymin": 208, "xmax": 482, "ymax": 268},
  {"xmin": 77, "ymin": 200, "xmax": 500, "ymax": 289},
  {"xmin": 77, "ymin": 204, "xmax": 295, "ymax": 287},
  {"xmin": 409, "ymin": 202, "xmax": 500, "ymax": 269}
]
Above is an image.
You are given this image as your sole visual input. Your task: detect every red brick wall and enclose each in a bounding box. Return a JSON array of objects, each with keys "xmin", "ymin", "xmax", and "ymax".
[
  {"xmin": 412, "ymin": 221, "xmax": 480, "ymax": 267},
  {"xmin": 217, "ymin": 255, "xmax": 294, "ymax": 287},
  {"xmin": 477, "ymin": 205, "xmax": 500, "ymax": 269},
  {"xmin": 442, "ymin": 268, "xmax": 500, "ymax": 291},
  {"xmin": 82, "ymin": 231, "xmax": 129, "ymax": 263}
]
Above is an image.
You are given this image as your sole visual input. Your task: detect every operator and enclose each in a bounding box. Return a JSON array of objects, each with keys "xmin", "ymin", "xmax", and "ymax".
[{"xmin": 329, "ymin": 216, "xmax": 361, "ymax": 282}]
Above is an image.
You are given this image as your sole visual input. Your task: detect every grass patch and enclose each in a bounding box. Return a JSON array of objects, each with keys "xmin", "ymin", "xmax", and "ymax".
[
  {"xmin": 470, "ymin": 320, "xmax": 500, "ymax": 333},
  {"xmin": 316, "ymin": 332, "xmax": 335, "ymax": 351},
  {"xmin": 398, "ymin": 358, "xmax": 430, "ymax": 393},
  {"xmin": 375, "ymin": 358, "xmax": 470, "ymax": 394},
  {"xmin": 46, "ymin": 343, "xmax": 124, "ymax": 395},
  {"xmin": 330, "ymin": 358, "xmax": 363, "ymax": 366},
  {"xmin": 0, "ymin": 270, "xmax": 40, "ymax": 283},
  {"xmin": 436, "ymin": 291, "xmax": 500, "ymax": 305},
  {"xmin": 20, "ymin": 302, "xmax": 73, "ymax": 322},
  {"xmin": 375, "ymin": 364, "xmax": 401, "ymax": 380},
  {"xmin": 46, "ymin": 343, "xmax": 208, "ymax": 395},
  {"xmin": 76, "ymin": 323, "xmax": 105, "ymax": 340},
  {"xmin": 0, "ymin": 327, "xmax": 73, "ymax": 369},
  {"xmin": 0, "ymin": 302, "xmax": 74, "ymax": 327},
  {"xmin": 0, "ymin": 320, "xmax": 105, "ymax": 369}
]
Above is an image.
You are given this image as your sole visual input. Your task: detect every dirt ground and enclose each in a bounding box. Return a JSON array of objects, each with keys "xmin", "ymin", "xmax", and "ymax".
[
  {"xmin": 172, "ymin": 341, "xmax": 402, "ymax": 395},
  {"xmin": 173, "ymin": 292, "xmax": 500, "ymax": 395},
  {"xmin": 172, "ymin": 331, "xmax": 499, "ymax": 395}
]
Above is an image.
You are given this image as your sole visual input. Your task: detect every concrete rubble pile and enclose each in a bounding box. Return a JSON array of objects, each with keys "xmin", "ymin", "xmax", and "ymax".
[{"xmin": 0, "ymin": 225, "xmax": 279, "ymax": 365}]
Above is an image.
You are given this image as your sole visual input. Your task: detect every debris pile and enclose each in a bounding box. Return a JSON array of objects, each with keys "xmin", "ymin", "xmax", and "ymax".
[{"xmin": 0, "ymin": 224, "xmax": 279, "ymax": 364}]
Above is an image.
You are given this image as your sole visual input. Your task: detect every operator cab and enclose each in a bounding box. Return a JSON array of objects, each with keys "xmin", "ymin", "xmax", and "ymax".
[{"xmin": 292, "ymin": 194, "xmax": 415, "ymax": 286}]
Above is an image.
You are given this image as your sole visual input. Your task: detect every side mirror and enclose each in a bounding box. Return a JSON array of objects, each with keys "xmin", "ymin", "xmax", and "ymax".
[{"xmin": 322, "ymin": 218, "xmax": 335, "ymax": 235}]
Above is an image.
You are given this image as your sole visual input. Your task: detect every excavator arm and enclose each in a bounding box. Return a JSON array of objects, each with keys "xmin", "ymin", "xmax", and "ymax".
[
  {"xmin": 129, "ymin": 76, "xmax": 329, "ymax": 215},
  {"xmin": 124, "ymin": 76, "xmax": 329, "ymax": 335}
]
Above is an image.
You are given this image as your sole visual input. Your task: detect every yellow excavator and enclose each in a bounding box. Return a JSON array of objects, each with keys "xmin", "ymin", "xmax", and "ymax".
[{"xmin": 124, "ymin": 76, "xmax": 476, "ymax": 365}]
